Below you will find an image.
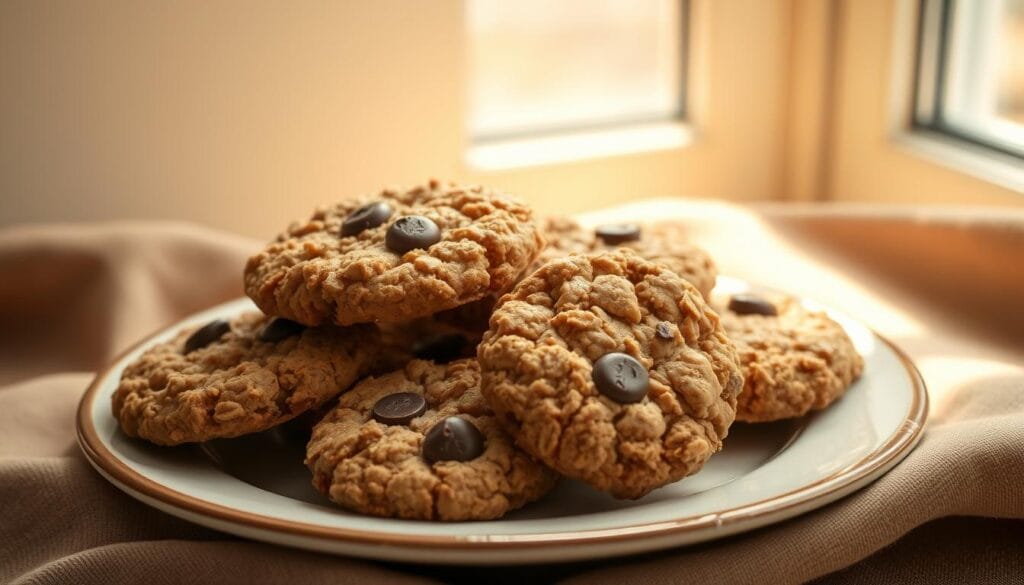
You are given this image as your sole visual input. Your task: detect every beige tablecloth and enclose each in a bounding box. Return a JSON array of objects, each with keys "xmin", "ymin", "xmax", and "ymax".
[{"xmin": 1, "ymin": 201, "xmax": 1022, "ymax": 584}]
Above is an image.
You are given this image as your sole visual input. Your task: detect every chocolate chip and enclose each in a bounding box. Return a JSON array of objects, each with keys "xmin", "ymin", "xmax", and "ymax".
[
  {"xmin": 728, "ymin": 294, "xmax": 778, "ymax": 316},
  {"xmin": 413, "ymin": 333, "xmax": 468, "ymax": 363},
  {"xmin": 183, "ymin": 319, "xmax": 231, "ymax": 353},
  {"xmin": 595, "ymin": 224, "xmax": 642, "ymax": 245},
  {"xmin": 656, "ymin": 321, "xmax": 674, "ymax": 340},
  {"xmin": 341, "ymin": 202, "xmax": 392, "ymax": 237},
  {"xmin": 385, "ymin": 215, "xmax": 441, "ymax": 254},
  {"xmin": 592, "ymin": 352, "xmax": 649, "ymax": 404},
  {"xmin": 259, "ymin": 318, "xmax": 305, "ymax": 342},
  {"xmin": 372, "ymin": 392, "xmax": 427, "ymax": 426},
  {"xmin": 422, "ymin": 416, "xmax": 485, "ymax": 463}
]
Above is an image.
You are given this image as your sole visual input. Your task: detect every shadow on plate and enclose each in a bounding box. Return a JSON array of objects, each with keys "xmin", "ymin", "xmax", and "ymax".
[{"xmin": 199, "ymin": 417, "xmax": 806, "ymax": 518}]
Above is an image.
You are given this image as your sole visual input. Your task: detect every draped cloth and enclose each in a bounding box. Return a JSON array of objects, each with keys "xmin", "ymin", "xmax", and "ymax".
[{"xmin": 2, "ymin": 201, "xmax": 1022, "ymax": 584}]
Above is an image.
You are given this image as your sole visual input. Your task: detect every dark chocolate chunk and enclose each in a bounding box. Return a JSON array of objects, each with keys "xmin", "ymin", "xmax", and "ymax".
[
  {"xmin": 728, "ymin": 293, "xmax": 778, "ymax": 316},
  {"xmin": 655, "ymin": 321, "xmax": 674, "ymax": 340},
  {"xmin": 386, "ymin": 215, "xmax": 442, "ymax": 254},
  {"xmin": 413, "ymin": 333, "xmax": 468, "ymax": 364},
  {"xmin": 372, "ymin": 392, "xmax": 427, "ymax": 426},
  {"xmin": 341, "ymin": 202, "xmax": 392, "ymax": 237},
  {"xmin": 595, "ymin": 224, "xmax": 642, "ymax": 245},
  {"xmin": 422, "ymin": 416, "xmax": 485, "ymax": 463},
  {"xmin": 184, "ymin": 319, "xmax": 231, "ymax": 353},
  {"xmin": 258, "ymin": 318, "xmax": 305, "ymax": 342},
  {"xmin": 592, "ymin": 352, "xmax": 649, "ymax": 404}
]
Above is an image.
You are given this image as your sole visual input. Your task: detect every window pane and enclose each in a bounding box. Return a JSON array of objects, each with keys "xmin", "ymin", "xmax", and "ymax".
[
  {"xmin": 939, "ymin": 0, "xmax": 1024, "ymax": 154},
  {"xmin": 996, "ymin": 0, "xmax": 1024, "ymax": 124},
  {"xmin": 467, "ymin": 0, "xmax": 684, "ymax": 140}
]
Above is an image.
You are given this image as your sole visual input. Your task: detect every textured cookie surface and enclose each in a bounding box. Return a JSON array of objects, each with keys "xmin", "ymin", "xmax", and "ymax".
[
  {"xmin": 535, "ymin": 217, "xmax": 717, "ymax": 298},
  {"xmin": 477, "ymin": 251, "xmax": 742, "ymax": 499},
  {"xmin": 113, "ymin": 312, "xmax": 376, "ymax": 445},
  {"xmin": 306, "ymin": 359, "xmax": 556, "ymax": 520},
  {"xmin": 717, "ymin": 294, "xmax": 864, "ymax": 422},
  {"xmin": 245, "ymin": 180, "xmax": 543, "ymax": 325}
]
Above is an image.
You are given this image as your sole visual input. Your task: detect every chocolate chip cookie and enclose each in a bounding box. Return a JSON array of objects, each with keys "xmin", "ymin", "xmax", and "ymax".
[
  {"xmin": 306, "ymin": 359, "xmax": 556, "ymax": 520},
  {"xmin": 244, "ymin": 180, "xmax": 544, "ymax": 326},
  {"xmin": 534, "ymin": 217, "xmax": 717, "ymax": 299},
  {"xmin": 717, "ymin": 292, "xmax": 865, "ymax": 422},
  {"xmin": 112, "ymin": 312, "xmax": 377, "ymax": 445},
  {"xmin": 477, "ymin": 250, "xmax": 743, "ymax": 499}
]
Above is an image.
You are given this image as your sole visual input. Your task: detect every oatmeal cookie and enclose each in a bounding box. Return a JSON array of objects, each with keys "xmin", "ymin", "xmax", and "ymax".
[
  {"xmin": 533, "ymin": 217, "xmax": 717, "ymax": 298},
  {"xmin": 477, "ymin": 250, "xmax": 743, "ymax": 499},
  {"xmin": 244, "ymin": 180, "xmax": 543, "ymax": 326},
  {"xmin": 112, "ymin": 312, "xmax": 377, "ymax": 445},
  {"xmin": 717, "ymin": 293, "xmax": 864, "ymax": 422},
  {"xmin": 306, "ymin": 359, "xmax": 556, "ymax": 520}
]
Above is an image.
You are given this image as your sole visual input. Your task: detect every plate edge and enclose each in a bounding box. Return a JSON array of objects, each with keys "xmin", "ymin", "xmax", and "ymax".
[{"xmin": 76, "ymin": 299, "xmax": 929, "ymax": 552}]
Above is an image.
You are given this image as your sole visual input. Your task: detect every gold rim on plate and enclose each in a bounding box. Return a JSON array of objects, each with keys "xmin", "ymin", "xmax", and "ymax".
[{"xmin": 76, "ymin": 315, "xmax": 927, "ymax": 550}]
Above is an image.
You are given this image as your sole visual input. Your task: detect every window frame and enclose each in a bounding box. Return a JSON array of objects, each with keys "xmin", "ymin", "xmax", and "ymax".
[
  {"xmin": 911, "ymin": 0, "xmax": 1024, "ymax": 161},
  {"xmin": 468, "ymin": 0, "xmax": 691, "ymax": 143},
  {"xmin": 464, "ymin": 0, "xmax": 693, "ymax": 170}
]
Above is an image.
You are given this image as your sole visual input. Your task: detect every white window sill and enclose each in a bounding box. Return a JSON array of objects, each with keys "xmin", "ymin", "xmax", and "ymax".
[
  {"xmin": 466, "ymin": 121, "xmax": 694, "ymax": 172},
  {"xmin": 892, "ymin": 130, "xmax": 1024, "ymax": 194}
]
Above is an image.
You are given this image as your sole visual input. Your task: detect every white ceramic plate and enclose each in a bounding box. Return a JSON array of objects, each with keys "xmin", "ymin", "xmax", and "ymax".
[{"xmin": 77, "ymin": 277, "xmax": 927, "ymax": 565}]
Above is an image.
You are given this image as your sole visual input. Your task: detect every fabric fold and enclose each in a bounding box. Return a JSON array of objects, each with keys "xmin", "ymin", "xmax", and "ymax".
[{"xmin": 1, "ymin": 206, "xmax": 1021, "ymax": 584}]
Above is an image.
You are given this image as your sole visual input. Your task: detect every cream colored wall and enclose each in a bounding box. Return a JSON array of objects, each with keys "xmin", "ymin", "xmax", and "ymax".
[
  {"xmin": 0, "ymin": 0, "xmax": 790, "ymax": 238},
  {"xmin": 1, "ymin": 1, "xmax": 1019, "ymax": 239},
  {"xmin": 780, "ymin": 0, "xmax": 837, "ymax": 202},
  {"xmin": 1, "ymin": 2, "xmax": 465, "ymax": 237}
]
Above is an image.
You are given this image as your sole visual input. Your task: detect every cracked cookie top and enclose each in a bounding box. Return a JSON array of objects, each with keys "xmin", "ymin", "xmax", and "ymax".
[
  {"xmin": 244, "ymin": 180, "xmax": 544, "ymax": 326},
  {"xmin": 112, "ymin": 312, "xmax": 377, "ymax": 445},
  {"xmin": 716, "ymin": 293, "xmax": 864, "ymax": 422},
  {"xmin": 477, "ymin": 250, "xmax": 742, "ymax": 499},
  {"xmin": 305, "ymin": 359, "xmax": 556, "ymax": 520},
  {"xmin": 534, "ymin": 217, "xmax": 717, "ymax": 299}
]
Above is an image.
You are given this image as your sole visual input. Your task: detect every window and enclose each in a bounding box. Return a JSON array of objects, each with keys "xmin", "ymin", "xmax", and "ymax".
[
  {"xmin": 466, "ymin": 0, "xmax": 688, "ymax": 168},
  {"xmin": 913, "ymin": 0, "xmax": 1024, "ymax": 158}
]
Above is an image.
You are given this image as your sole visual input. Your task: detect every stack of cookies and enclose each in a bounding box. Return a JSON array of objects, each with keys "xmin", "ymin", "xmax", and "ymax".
[{"xmin": 112, "ymin": 180, "xmax": 864, "ymax": 521}]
